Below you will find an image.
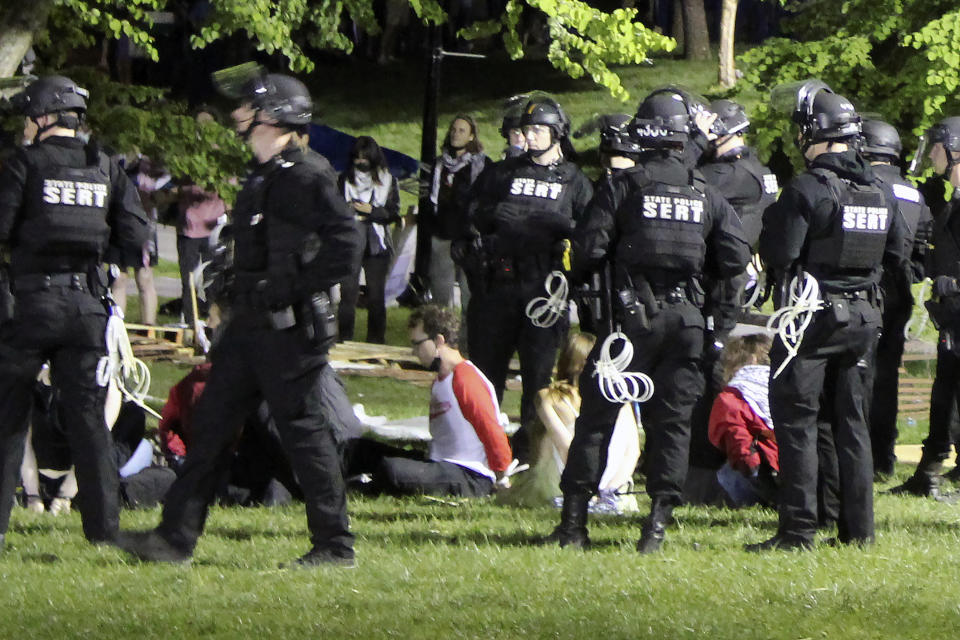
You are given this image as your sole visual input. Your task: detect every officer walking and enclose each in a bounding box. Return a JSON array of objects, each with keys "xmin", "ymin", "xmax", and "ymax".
[
  {"xmin": 552, "ymin": 88, "xmax": 750, "ymax": 552},
  {"xmin": 859, "ymin": 119, "xmax": 932, "ymax": 479},
  {"xmin": 119, "ymin": 70, "xmax": 361, "ymax": 567},
  {"xmin": 0, "ymin": 76, "xmax": 149, "ymax": 549},
  {"xmin": 461, "ymin": 94, "xmax": 593, "ymax": 462},
  {"xmin": 891, "ymin": 116, "xmax": 960, "ymax": 497},
  {"xmin": 750, "ymin": 81, "xmax": 907, "ymax": 550}
]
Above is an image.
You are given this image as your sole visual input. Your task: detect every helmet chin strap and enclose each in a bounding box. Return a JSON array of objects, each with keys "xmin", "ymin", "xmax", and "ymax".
[{"xmin": 33, "ymin": 112, "xmax": 82, "ymax": 138}]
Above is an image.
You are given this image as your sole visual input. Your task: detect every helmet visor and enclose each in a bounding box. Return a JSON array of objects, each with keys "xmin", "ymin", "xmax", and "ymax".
[
  {"xmin": 212, "ymin": 62, "xmax": 265, "ymax": 100},
  {"xmin": 769, "ymin": 79, "xmax": 832, "ymax": 118},
  {"xmin": 909, "ymin": 133, "xmax": 930, "ymax": 177}
]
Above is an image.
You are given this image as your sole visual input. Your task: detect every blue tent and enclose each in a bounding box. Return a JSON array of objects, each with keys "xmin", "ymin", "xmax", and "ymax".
[{"xmin": 307, "ymin": 124, "xmax": 420, "ymax": 180}]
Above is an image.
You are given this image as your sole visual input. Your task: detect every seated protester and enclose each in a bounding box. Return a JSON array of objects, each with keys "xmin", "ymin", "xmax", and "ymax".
[
  {"xmin": 707, "ymin": 334, "xmax": 778, "ymax": 507},
  {"xmin": 23, "ymin": 369, "xmax": 173, "ymax": 512},
  {"xmin": 497, "ymin": 331, "xmax": 640, "ymax": 513},
  {"xmin": 343, "ymin": 304, "xmax": 513, "ymax": 497},
  {"xmin": 157, "ymin": 362, "xmax": 301, "ymax": 506}
]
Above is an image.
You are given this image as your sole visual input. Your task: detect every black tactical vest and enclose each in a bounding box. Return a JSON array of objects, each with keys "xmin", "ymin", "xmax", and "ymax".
[
  {"xmin": 19, "ymin": 144, "xmax": 112, "ymax": 258},
  {"xmin": 806, "ymin": 168, "xmax": 890, "ymax": 271},
  {"xmin": 489, "ymin": 161, "xmax": 579, "ymax": 254},
  {"xmin": 734, "ymin": 156, "xmax": 778, "ymax": 247},
  {"xmin": 232, "ymin": 158, "xmax": 313, "ymax": 296},
  {"xmin": 615, "ymin": 170, "xmax": 709, "ymax": 276}
]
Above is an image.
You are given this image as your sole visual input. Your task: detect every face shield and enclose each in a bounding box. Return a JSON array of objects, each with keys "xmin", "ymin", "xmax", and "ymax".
[
  {"xmin": 211, "ymin": 62, "xmax": 266, "ymax": 102},
  {"xmin": 0, "ymin": 75, "xmax": 36, "ymax": 116},
  {"xmin": 909, "ymin": 133, "xmax": 931, "ymax": 176},
  {"xmin": 769, "ymin": 79, "xmax": 832, "ymax": 122}
]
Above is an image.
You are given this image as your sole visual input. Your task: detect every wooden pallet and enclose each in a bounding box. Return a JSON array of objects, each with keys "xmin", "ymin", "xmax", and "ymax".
[
  {"xmin": 899, "ymin": 353, "xmax": 935, "ymax": 419},
  {"xmin": 126, "ymin": 323, "xmax": 197, "ymax": 362},
  {"xmin": 125, "ymin": 323, "xmax": 194, "ymax": 346}
]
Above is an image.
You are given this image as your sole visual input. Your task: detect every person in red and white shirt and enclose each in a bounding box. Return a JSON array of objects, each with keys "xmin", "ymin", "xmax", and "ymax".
[{"xmin": 343, "ymin": 305, "xmax": 513, "ymax": 496}]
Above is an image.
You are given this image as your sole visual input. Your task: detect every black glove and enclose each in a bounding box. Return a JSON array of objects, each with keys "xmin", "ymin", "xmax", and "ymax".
[{"xmin": 934, "ymin": 275, "xmax": 960, "ymax": 299}]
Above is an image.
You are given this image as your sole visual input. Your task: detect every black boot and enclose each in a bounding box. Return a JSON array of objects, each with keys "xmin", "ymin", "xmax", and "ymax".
[
  {"xmin": 396, "ymin": 274, "xmax": 432, "ymax": 308},
  {"xmin": 637, "ymin": 498, "xmax": 674, "ymax": 554},
  {"xmin": 941, "ymin": 464, "xmax": 960, "ymax": 484},
  {"xmin": 545, "ymin": 493, "xmax": 591, "ymax": 548},
  {"xmin": 890, "ymin": 455, "xmax": 943, "ymax": 498}
]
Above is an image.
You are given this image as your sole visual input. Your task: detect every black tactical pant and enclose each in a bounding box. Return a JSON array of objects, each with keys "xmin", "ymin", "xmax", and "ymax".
[
  {"xmin": 157, "ymin": 311, "xmax": 354, "ymax": 558},
  {"xmin": 867, "ymin": 293, "xmax": 913, "ymax": 475},
  {"xmin": 770, "ymin": 297, "xmax": 880, "ymax": 544},
  {"xmin": 467, "ymin": 273, "xmax": 567, "ymax": 462},
  {"xmin": 0, "ymin": 285, "xmax": 118, "ymax": 543},
  {"xmin": 561, "ymin": 298, "xmax": 704, "ymax": 505},
  {"xmin": 919, "ymin": 337, "xmax": 960, "ymax": 463}
]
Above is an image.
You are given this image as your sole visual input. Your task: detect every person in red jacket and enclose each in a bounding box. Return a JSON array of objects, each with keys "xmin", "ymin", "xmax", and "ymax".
[{"xmin": 708, "ymin": 334, "xmax": 778, "ymax": 507}]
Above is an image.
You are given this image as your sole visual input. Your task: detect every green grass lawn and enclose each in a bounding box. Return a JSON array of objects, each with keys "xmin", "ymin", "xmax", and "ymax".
[{"xmin": 2, "ymin": 480, "xmax": 960, "ymax": 639}]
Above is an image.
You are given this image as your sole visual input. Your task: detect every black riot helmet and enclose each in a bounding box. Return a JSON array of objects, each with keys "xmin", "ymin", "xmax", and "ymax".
[
  {"xmin": 213, "ymin": 63, "xmax": 313, "ymax": 130},
  {"xmin": 629, "ymin": 89, "xmax": 692, "ymax": 147},
  {"xmin": 599, "ymin": 114, "xmax": 642, "ymax": 155},
  {"xmin": 12, "ymin": 75, "xmax": 89, "ymax": 131},
  {"xmin": 519, "ymin": 95, "xmax": 570, "ymax": 142},
  {"xmin": 500, "ymin": 94, "xmax": 527, "ymax": 139},
  {"xmin": 911, "ymin": 116, "xmax": 960, "ymax": 177},
  {"xmin": 860, "ymin": 119, "xmax": 902, "ymax": 162},
  {"xmin": 710, "ymin": 99, "xmax": 750, "ymax": 137},
  {"xmin": 772, "ymin": 79, "xmax": 860, "ymax": 152}
]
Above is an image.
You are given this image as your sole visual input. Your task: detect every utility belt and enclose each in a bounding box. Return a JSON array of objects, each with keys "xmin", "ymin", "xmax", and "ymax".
[
  {"xmin": 616, "ymin": 273, "xmax": 704, "ymax": 334},
  {"xmin": 14, "ymin": 271, "xmax": 92, "ymax": 293},
  {"xmin": 818, "ymin": 287, "xmax": 878, "ymax": 327},
  {"xmin": 487, "ymin": 252, "xmax": 557, "ymax": 284}
]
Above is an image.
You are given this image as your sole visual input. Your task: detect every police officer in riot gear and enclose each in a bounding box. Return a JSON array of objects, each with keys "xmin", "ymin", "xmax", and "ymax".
[
  {"xmin": 751, "ymin": 81, "xmax": 907, "ymax": 550},
  {"xmin": 859, "ymin": 119, "xmax": 932, "ymax": 479},
  {"xmin": 0, "ymin": 75, "xmax": 149, "ymax": 550},
  {"xmin": 462, "ymin": 94, "xmax": 592, "ymax": 463},
  {"xmin": 552, "ymin": 88, "xmax": 750, "ymax": 552},
  {"xmin": 118, "ymin": 70, "xmax": 361, "ymax": 567},
  {"xmin": 891, "ymin": 116, "xmax": 960, "ymax": 497},
  {"xmin": 575, "ymin": 114, "xmax": 641, "ymax": 336},
  {"xmin": 597, "ymin": 114, "xmax": 641, "ymax": 180},
  {"xmin": 500, "ymin": 96, "xmax": 527, "ymax": 159},
  {"xmin": 686, "ymin": 99, "xmax": 781, "ymax": 492}
]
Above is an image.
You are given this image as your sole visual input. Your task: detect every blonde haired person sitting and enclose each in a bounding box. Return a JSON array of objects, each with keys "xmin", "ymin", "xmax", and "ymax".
[{"xmin": 498, "ymin": 332, "xmax": 641, "ymax": 513}]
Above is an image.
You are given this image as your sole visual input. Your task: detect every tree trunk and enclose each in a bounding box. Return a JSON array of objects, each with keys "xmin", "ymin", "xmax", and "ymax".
[
  {"xmin": 682, "ymin": 0, "xmax": 710, "ymax": 61},
  {"xmin": 718, "ymin": 0, "xmax": 739, "ymax": 87},
  {"xmin": 671, "ymin": 0, "xmax": 685, "ymax": 55},
  {"xmin": 0, "ymin": 1, "xmax": 55, "ymax": 78}
]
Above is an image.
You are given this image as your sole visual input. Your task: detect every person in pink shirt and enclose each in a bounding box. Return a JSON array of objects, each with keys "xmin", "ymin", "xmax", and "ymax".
[{"xmin": 343, "ymin": 304, "xmax": 513, "ymax": 496}]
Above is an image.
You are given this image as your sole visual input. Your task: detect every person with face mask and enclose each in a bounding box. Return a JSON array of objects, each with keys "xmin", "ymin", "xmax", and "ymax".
[
  {"xmin": 749, "ymin": 80, "xmax": 908, "ymax": 551},
  {"xmin": 338, "ymin": 136, "xmax": 401, "ymax": 344},
  {"xmin": 890, "ymin": 116, "xmax": 960, "ymax": 497},
  {"xmin": 116, "ymin": 69, "xmax": 361, "ymax": 568},
  {"xmin": 461, "ymin": 94, "xmax": 593, "ymax": 464},
  {"xmin": 340, "ymin": 304, "xmax": 513, "ymax": 497}
]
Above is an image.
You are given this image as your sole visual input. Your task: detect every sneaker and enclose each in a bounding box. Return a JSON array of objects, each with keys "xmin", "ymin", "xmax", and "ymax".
[
  {"xmin": 26, "ymin": 496, "xmax": 44, "ymax": 514},
  {"xmin": 281, "ymin": 547, "xmax": 357, "ymax": 569},
  {"xmin": 48, "ymin": 497, "xmax": 71, "ymax": 516},
  {"xmin": 116, "ymin": 530, "xmax": 192, "ymax": 564}
]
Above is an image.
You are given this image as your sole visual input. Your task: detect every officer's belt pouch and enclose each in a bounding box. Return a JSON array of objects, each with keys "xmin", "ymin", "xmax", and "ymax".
[
  {"xmin": 823, "ymin": 293, "xmax": 851, "ymax": 327},
  {"xmin": 301, "ymin": 291, "xmax": 337, "ymax": 348},
  {"xmin": 616, "ymin": 288, "xmax": 650, "ymax": 334},
  {"xmin": 633, "ymin": 276, "xmax": 659, "ymax": 317}
]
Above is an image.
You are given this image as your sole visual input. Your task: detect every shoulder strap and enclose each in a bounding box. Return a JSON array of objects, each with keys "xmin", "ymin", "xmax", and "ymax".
[{"xmin": 688, "ymin": 168, "xmax": 707, "ymax": 195}]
